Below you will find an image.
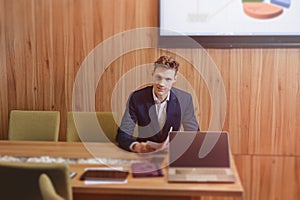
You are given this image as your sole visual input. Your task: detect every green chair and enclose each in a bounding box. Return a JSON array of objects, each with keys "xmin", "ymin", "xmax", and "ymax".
[
  {"xmin": 66, "ymin": 112, "xmax": 118, "ymax": 142},
  {"xmin": 39, "ymin": 173, "xmax": 65, "ymax": 200},
  {"xmin": 8, "ymin": 110, "xmax": 60, "ymax": 141},
  {"xmin": 0, "ymin": 162, "xmax": 72, "ymax": 200}
]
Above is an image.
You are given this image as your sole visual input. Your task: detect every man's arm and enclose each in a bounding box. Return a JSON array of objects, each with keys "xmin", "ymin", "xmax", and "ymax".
[
  {"xmin": 116, "ymin": 94, "xmax": 137, "ymax": 151},
  {"xmin": 116, "ymin": 91, "xmax": 158, "ymax": 153},
  {"xmin": 181, "ymin": 94, "xmax": 200, "ymax": 131}
]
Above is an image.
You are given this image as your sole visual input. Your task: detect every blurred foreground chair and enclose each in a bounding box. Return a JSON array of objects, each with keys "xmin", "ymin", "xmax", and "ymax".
[
  {"xmin": 8, "ymin": 110, "xmax": 60, "ymax": 141},
  {"xmin": 66, "ymin": 112, "xmax": 118, "ymax": 142},
  {"xmin": 39, "ymin": 173, "xmax": 65, "ymax": 200},
  {"xmin": 0, "ymin": 162, "xmax": 72, "ymax": 200}
]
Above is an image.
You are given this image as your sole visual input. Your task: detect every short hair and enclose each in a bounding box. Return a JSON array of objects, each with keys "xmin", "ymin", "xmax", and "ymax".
[{"xmin": 154, "ymin": 55, "xmax": 179, "ymax": 74}]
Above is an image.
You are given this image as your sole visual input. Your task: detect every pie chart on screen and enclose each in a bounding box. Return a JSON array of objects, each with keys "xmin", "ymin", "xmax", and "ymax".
[{"xmin": 242, "ymin": 0, "xmax": 291, "ymax": 19}]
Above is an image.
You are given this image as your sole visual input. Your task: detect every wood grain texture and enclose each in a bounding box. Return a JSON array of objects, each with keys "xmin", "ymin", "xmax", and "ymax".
[
  {"xmin": 251, "ymin": 156, "xmax": 300, "ymax": 200},
  {"xmin": 202, "ymin": 155, "xmax": 300, "ymax": 200},
  {"xmin": 217, "ymin": 48, "xmax": 300, "ymax": 155},
  {"xmin": 0, "ymin": 0, "xmax": 8, "ymax": 139}
]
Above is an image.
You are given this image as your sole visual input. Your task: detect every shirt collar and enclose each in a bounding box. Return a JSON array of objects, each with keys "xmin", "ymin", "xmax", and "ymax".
[{"xmin": 152, "ymin": 87, "xmax": 170, "ymax": 104}]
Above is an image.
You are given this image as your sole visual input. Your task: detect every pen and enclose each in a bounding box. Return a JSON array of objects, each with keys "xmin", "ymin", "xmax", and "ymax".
[
  {"xmin": 69, "ymin": 172, "xmax": 77, "ymax": 179},
  {"xmin": 161, "ymin": 126, "xmax": 173, "ymax": 149}
]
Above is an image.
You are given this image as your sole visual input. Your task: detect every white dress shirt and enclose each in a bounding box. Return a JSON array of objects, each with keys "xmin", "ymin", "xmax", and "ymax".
[{"xmin": 129, "ymin": 89, "xmax": 170, "ymax": 151}]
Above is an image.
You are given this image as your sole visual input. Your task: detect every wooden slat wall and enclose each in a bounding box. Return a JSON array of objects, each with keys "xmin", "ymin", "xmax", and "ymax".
[{"xmin": 0, "ymin": 0, "xmax": 299, "ymax": 199}]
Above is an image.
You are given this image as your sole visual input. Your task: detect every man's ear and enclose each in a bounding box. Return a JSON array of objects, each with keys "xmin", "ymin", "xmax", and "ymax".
[
  {"xmin": 174, "ymin": 74, "xmax": 178, "ymax": 82},
  {"xmin": 152, "ymin": 68, "xmax": 156, "ymax": 76}
]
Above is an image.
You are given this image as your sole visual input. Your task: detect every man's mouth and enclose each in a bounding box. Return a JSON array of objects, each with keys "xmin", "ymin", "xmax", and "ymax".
[{"xmin": 156, "ymin": 86, "xmax": 164, "ymax": 92}]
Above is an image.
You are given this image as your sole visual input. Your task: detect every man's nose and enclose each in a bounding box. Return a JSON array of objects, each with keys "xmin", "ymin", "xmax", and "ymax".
[{"xmin": 157, "ymin": 79, "xmax": 166, "ymax": 86}]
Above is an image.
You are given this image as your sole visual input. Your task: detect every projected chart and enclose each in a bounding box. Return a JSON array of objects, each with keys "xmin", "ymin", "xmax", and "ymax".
[
  {"xmin": 242, "ymin": 0, "xmax": 291, "ymax": 19},
  {"xmin": 160, "ymin": 0, "xmax": 299, "ymax": 37}
]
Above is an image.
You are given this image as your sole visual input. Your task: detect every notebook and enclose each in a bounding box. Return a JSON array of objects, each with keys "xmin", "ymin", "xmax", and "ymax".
[
  {"xmin": 168, "ymin": 131, "xmax": 236, "ymax": 183},
  {"xmin": 131, "ymin": 162, "xmax": 164, "ymax": 178}
]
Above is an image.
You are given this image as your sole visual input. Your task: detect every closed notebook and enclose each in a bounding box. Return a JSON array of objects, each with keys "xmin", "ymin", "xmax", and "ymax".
[
  {"xmin": 80, "ymin": 168, "xmax": 129, "ymax": 181},
  {"xmin": 131, "ymin": 162, "xmax": 164, "ymax": 178}
]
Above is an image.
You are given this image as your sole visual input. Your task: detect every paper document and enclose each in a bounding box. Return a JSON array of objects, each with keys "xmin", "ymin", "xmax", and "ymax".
[
  {"xmin": 84, "ymin": 179, "xmax": 128, "ymax": 185},
  {"xmin": 146, "ymin": 136, "xmax": 169, "ymax": 151},
  {"xmin": 146, "ymin": 127, "xmax": 172, "ymax": 151}
]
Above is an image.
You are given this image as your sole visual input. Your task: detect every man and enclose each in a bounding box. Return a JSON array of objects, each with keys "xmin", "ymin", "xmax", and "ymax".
[{"xmin": 116, "ymin": 55, "xmax": 199, "ymax": 153}]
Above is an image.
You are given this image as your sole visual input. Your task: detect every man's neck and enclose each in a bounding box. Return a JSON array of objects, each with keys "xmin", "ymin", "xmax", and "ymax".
[
  {"xmin": 152, "ymin": 87, "xmax": 171, "ymax": 103},
  {"xmin": 156, "ymin": 95, "xmax": 167, "ymax": 103}
]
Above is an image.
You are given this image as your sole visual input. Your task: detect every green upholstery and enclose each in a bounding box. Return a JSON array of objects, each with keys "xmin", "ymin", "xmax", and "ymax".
[
  {"xmin": 0, "ymin": 162, "xmax": 72, "ymax": 200},
  {"xmin": 8, "ymin": 110, "xmax": 60, "ymax": 141},
  {"xmin": 66, "ymin": 112, "xmax": 118, "ymax": 142},
  {"xmin": 39, "ymin": 174, "xmax": 65, "ymax": 200}
]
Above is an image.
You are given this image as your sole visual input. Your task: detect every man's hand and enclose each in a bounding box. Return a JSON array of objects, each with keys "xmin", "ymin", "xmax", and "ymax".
[{"xmin": 132, "ymin": 142, "xmax": 156, "ymax": 153}]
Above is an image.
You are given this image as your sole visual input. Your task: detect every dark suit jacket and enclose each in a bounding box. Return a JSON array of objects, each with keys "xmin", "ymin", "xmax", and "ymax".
[{"xmin": 116, "ymin": 86, "xmax": 199, "ymax": 151}]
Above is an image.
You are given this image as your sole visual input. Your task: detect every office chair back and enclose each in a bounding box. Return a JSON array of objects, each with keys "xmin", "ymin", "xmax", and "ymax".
[
  {"xmin": 66, "ymin": 112, "xmax": 118, "ymax": 142},
  {"xmin": 8, "ymin": 110, "xmax": 60, "ymax": 141},
  {"xmin": 39, "ymin": 173, "xmax": 65, "ymax": 200},
  {"xmin": 0, "ymin": 162, "xmax": 72, "ymax": 200}
]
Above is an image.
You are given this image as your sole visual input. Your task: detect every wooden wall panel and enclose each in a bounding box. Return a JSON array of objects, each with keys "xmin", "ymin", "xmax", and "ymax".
[
  {"xmin": 1, "ymin": 0, "xmax": 300, "ymax": 199},
  {"xmin": 0, "ymin": 0, "xmax": 8, "ymax": 139},
  {"xmin": 202, "ymin": 155, "xmax": 300, "ymax": 200},
  {"xmin": 251, "ymin": 156, "xmax": 300, "ymax": 200},
  {"xmin": 208, "ymin": 49, "xmax": 300, "ymax": 156},
  {"xmin": 0, "ymin": 0, "xmax": 159, "ymax": 138}
]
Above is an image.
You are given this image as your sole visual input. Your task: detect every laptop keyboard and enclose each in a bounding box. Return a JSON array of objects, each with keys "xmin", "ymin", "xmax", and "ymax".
[
  {"xmin": 175, "ymin": 168, "xmax": 229, "ymax": 175},
  {"xmin": 168, "ymin": 168, "xmax": 236, "ymax": 183}
]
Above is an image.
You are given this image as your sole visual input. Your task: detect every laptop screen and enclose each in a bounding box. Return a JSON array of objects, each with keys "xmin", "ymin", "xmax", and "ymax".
[{"xmin": 169, "ymin": 131, "xmax": 230, "ymax": 168}]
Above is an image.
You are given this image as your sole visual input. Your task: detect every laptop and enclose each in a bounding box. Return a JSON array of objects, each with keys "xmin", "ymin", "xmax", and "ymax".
[{"xmin": 168, "ymin": 131, "xmax": 236, "ymax": 183}]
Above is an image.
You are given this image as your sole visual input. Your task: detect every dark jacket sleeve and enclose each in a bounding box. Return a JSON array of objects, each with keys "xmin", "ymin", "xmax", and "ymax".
[
  {"xmin": 172, "ymin": 88, "xmax": 199, "ymax": 131},
  {"xmin": 181, "ymin": 94, "xmax": 200, "ymax": 131},
  {"xmin": 116, "ymin": 93, "xmax": 137, "ymax": 151}
]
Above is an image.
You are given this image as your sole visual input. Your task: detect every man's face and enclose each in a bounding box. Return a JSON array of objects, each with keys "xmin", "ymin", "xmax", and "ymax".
[{"xmin": 152, "ymin": 66, "xmax": 177, "ymax": 101}]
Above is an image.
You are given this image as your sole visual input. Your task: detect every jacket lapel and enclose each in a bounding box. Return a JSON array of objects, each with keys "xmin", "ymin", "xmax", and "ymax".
[{"xmin": 160, "ymin": 89, "xmax": 181, "ymax": 140}]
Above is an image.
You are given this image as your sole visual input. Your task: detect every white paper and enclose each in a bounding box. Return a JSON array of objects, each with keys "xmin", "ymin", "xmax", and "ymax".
[
  {"xmin": 84, "ymin": 179, "xmax": 128, "ymax": 185},
  {"xmin": 146, "ymin": 136, "xmax": 169, "ymax": 151}
]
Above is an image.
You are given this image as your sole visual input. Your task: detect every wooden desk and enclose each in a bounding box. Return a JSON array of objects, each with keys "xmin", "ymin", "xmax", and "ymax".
[{"xmin": 0, "ymin": 141, "xmax": 243, "ymax": 200}]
